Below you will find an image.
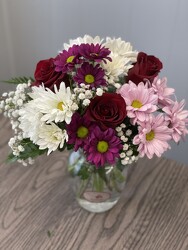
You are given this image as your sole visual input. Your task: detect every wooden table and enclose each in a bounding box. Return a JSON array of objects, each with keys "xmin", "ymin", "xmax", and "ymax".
[{"xmin": 0, "ymin": 115, "xmax": 188, "ymax": 250}]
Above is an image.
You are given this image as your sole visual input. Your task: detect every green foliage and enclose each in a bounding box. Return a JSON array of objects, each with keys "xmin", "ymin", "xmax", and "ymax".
[
  {"xmin": 56, "ymin": 122, "xmax": 65, "ymax": 130},
  {"xmin": 6, "ymin": 138, "xmax": 47, "ymax": 163},
  {"xmin": 77, "ymin": 164, "xmax": 91, "ymax": 180},
  {"xmin": 107, "ymin": 84, "xmax": 116, "ymax": 93},
  {"xmin": 6, "ymin": 153, "xmax": 18, "ymax": 163},
  {"xmin": 2, "ymin": 76, "xmax": 34, "ymax": 84},
  {"xmin": 66, "ymin": 144, "xmax": 74, "ymax": 150},
  {"xmin": 157, "ymin": 108, "xmax": 165, "ymax": 113}
]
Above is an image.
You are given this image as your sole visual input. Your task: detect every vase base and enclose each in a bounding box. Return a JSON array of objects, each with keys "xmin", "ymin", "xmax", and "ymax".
[{"xmin": 77, "ymin": 197, "xmax": 119, "ymax": 213}]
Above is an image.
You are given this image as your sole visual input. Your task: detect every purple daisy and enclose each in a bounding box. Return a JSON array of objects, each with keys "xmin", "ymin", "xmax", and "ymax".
[
  {"xmin": 85, "ymin": 126, "xmax": 123, "ymax": 167},
  {"xmin": 54, "ymin": 45, "xmax": 80, "ymax": 73},
  {"xmin": 66, "ymin": 112, "xmax": 95, "ymax": 151},
  {"xmin": 79, "ymin": 43, "xmax": 112, "ymax": 63},
  {"xmin": 74, "ymin": 62, "xmax": 106, "ymax": 88}
]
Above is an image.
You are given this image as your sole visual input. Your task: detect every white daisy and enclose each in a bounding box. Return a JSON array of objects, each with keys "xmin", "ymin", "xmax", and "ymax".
[
  {"xmin": 19, "ymin": 100, "xmax": 43, "ymax": 143},
  {"xmin": 104, "ymin": 37, "xmax": 137, "ymax": 62},
  {"xmin": 101, "ymin": 37, "xmax": 138, "ymax": 84},
  {"xmin": 29, "ymin": 82, "xmax": 77, "ymax": 124},
  {"xmin": 102, "ymin": 53, "xmax": 133, "ymax": 83},
  {"xmin": 63, "ymin": 35, "xmax": 103, "ymax": 50},
  {"xmin": 37, "ymin": 123, "xmax": 68, "ymax": 155}
]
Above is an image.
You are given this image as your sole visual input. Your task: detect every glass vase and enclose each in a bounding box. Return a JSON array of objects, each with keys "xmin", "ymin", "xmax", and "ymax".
[{"xmin": 68, "ymin": 150, "xmax": 130, "ymax": 213}]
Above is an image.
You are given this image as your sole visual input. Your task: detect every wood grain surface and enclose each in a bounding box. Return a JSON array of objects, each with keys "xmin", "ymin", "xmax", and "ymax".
[{"xmin": 0, "ymin": 114, "xmax": 188, "ymax": 250}]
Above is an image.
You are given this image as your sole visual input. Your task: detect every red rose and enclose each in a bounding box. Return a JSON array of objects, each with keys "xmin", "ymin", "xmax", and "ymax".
[
  {"xmin": 85, "ymin": 93, "xmax": 127, "ymax": 130},
  {"xmin": 127, "ymin": 52, "xmax": 163, "ymax": 84},
  {"xmin": 31, "ymin": 58, "xmax": 69, "ymax": 91}
]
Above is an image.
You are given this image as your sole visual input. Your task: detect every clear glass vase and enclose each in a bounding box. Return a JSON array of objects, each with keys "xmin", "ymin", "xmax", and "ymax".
[{"xmin": 68, "ymin": 150, "xmax": 129, "ymax": 213}]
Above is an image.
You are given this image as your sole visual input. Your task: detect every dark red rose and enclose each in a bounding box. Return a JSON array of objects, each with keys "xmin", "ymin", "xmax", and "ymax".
[
  {"xmin": 31, "ymin": 58, "xmax": 69, "ymax": 91},
  {"xmin": 85, "ymin": 93, "xmax": 127, "ymax": 130},
  {"xmin": 127, "ymin": 52, "xmax": 163, "ymax": 84}
]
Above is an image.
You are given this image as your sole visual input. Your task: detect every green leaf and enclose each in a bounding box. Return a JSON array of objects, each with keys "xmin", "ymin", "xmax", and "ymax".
[
  {"xmin": 157, "ymin": 108, "xmax": 165, "ymax": 113},
  {"xmin": 20, "ymin": 140, "xmax": 47, "ymax": 160},
  {"xmin": 6, "ymin": 138, "xmax": 47, "ymax": 163},
  {"xmin": 66, "ymin": 144, "xmax": 74, "ymax": 151},
  {"xmin": 2, "ymin": 76, "xmax": 34, "ymax": 84},
  {"xmin": 6, "ymin": 152, "xmax": 18, "ymax": 163},
  {"xmin": 107, "ymin": 85, "xmax": 116, "ymax": 93},
  {"xmin": 77, "ymin": 164, "xmax": 91, "ymax": 180},
  {"xmin": 56, "ymin": 122, "xmax": 66, "ymax": 130}
]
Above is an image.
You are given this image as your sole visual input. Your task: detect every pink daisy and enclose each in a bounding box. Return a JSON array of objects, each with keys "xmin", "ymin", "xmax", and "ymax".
[
  {"xmin": 74, "ymin": 62, "xmax": 106, "ymax": 88},
  {"xmin": 85, "ymin": 126, "xmax": 122, "ymax": 167},
  {"xmin": 133, "ymin": 114, "xmax": 172, "ymax": 159},
  {"xmin": 152, "ymin": 77, "xmax": 175, "ymax": 107},
  {"xmin": 163, "ymin": 100, "xmax": 188, "ymax": 143},
  {"xmin": 79, "ymin": 43, "xmax": 112, "ymax": 63},
  {"xmin": 54, "ymin": 45, "xmax": 80, "ymax": 73},
  {"xmin": 66, "ymin": 112, "xmax": 95, "ymax": 151},
  {"xmin": 118, "ymin": 81, "xmax": 158, "ymax": 125}
]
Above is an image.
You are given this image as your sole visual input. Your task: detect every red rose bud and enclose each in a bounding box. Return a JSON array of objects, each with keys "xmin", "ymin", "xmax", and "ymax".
[
  {"xmin": 31, "ymin": 58, "xmax": 69, "ymax": 91},
  {"xmin": 127, "ymin": 52, "xmax": 163, "ymax": 85},
  {"xmin": 85, "ymin": 93, "xmax": 127, "ymax": 130}
]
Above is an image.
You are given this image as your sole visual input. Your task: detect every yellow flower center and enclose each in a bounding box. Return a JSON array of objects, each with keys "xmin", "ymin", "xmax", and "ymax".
[
  {"xmin": 77, "ymin": 126, "xmax": 89, "ymax": 138},
  {"xmin": 85, "ymin": 74, "xmax": 95, "ymax": 84},
  {"xmin": 97, "ymin": 141, "xmax": 109, "ymax": 153},
  {"xmin": 57, "ymin": 102, "xmax": 64, "ymax": 111},
  {"xmin": 66, "ymin": 55, "xmax": 75, "ymax": 63},
  {"xmin": 131, "ymin": 100, "xmax": 143, "ymax": 108},
  {"xmin": 146, "ymin": 130, "xmax": 155, "ymax": 141}
]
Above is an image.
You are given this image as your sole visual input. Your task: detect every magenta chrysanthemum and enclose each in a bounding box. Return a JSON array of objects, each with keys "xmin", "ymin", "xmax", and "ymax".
[
  {"xmin": 163, "ymin": 100, "xmax": 188, "ymax": 143},
  {"xmin": 85, "ymin": 126, "xmax": 122, "ymax": 167},
  {"xmin": 74, "ymin": 62, "xmax": 106, "ymax": 88},
  {"xmin": 66, "ymin": 112, "xmax": 95, "ymax": 151},
  {"xmin": 118, "ymin": 81, "xmax": 158, "ymax": 125},
  {"xmin": 79, "ymin": 43, "xmax": 112, "ymax": 63},
  {"xmin": 54, "ymin": 45, "xmax": 80, "ymax": 73},
  {"xmin": 133, "ymin": 114, "xmax": 172, "ymax": 159}
]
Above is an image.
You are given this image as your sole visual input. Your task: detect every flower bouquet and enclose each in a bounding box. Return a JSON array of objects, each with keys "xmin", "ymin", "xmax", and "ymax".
[{"xmin": 1, "ymin": 35, "xmax": 188, "ymax": 212}]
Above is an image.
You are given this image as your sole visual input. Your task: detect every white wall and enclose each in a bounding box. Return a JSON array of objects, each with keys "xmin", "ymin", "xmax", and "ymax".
[{"xmin": 0, "ymin": 0, "xmax": 188, "ymax": 164}]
